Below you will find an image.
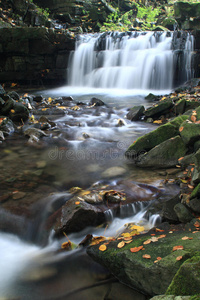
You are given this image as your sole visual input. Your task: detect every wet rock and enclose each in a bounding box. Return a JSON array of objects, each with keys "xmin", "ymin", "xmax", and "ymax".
[
  {"xmin": 145, "ymin": 93, "xmax": 160, "ymax": 102},
  {"xmin": 166, "ymin": 254, "xmax": 200, "ymax": 296},
  {"xmin": 116, "ymin": 119, "xmax": 126, "ymax": 126},
  {"xmin": 33, "ymin": 95, "xmax": 44, "ymax": 103},
  {"xmin": 191, "ymin": 149, "xmax": 200, "ymax": 184},
  {"xmin": 144, "ymin": 100, "xmax": 174, "ymax": 118},
  {"xmin": 1, "ymin": 96, "xmax": 15, "ymax": 115},
  {"xmin": 190, "ymin": 183, "xmax": 200, "ymax": 199},
  {"xmin": 174, "ymin": 203, "xmax": 194, "ymax": 223},
  {"xmin": 54, "ymin": 196, "xmax": 105, "ymax": 236},
  {"xmin": 24, "ymin": 127, "xmax": 47, "ymax": 138},
  {"xmin": 174, "ymin": 98, "xmax": 186, "ymax": 115},
  {"xmin": 83, "ymin": 192, "xmax": 103, "ymax": 204},
  {"xmin": 38, "ymin": 116, "xmax": 56, "ymax": 127},
  {"xmin": 0, "ymin": 84, "xmax": 6, "ymax": 96},
  {"xmin": 178, "ymin": 153, "xmax": 196, "ymax": 168},
  {"xmin": 126, "ymin": 105, "xmax": 145, "ymax": 121},
  {"xmin": 0, "ymin": 131, "xmax": 5, "ymax": 140},
  {"xmin": 89, "ymin": 97, "xmax": 105, "ymax": 106},
  {"xmin": 87, "ymin": 226, "xmax": 200, "ymax": 296},
  {"xmin": 12, "ymin": 191, "xmax": 26, "ymax": 200},
  {"xmin": 136, "ymin": 136, "xmax": 188, "ymax": 169},
  {"xmin": 180, "ymin": 120, "xmax": 200, "ymax": 145},
  {"xmin": 0, "ymin": 116, "xmax": 15, "ymax": 135},
  {"xmin": 7, "ymin": 91, "xmax": 20, "ymax": 101},
  {"xmin": 102, "ymin": 167, "xmax": 127, "ymax": 178},
  {"xmin": 103, "ymin": 190, "xmax": 126, "ymax": 203},
  {"xmin": 189, "ymin": 198, "xmax": 200, "ymax": 214},
  {"xmin": 126, "ymin": 115, "xmax": 188, "ymax": 158},
  {"xmin": 161, "ymin": 194, "xmax": 180, "ymax": 223},
  {"xmin": 9, "ymin": 102, "xmax": 29, "ymax": 122}
]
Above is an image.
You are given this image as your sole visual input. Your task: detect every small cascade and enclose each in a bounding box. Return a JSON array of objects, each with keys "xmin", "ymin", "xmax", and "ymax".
[{"xmin": 68, "ymin": 31, "xmax": 194, "ymax": 90}]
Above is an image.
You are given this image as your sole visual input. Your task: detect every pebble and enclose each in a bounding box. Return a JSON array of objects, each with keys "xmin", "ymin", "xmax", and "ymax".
[{"xmin": 102, "ymin": 166, "xmax": 127, "ymax": 178}]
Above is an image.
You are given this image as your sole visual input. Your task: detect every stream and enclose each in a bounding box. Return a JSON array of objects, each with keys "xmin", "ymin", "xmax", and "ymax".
[{"xmin": 0, "ymin": 31, "xmax": 193, "ymax": 299}]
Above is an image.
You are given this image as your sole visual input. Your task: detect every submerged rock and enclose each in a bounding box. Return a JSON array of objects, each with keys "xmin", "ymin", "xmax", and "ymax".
[
  {"xmin": 126, "ymin": 105, "xmax": 144, "ymax": 121},
  {"xmin": 89, "ymin": 97, "xmax": 105, "ymax": 106}
]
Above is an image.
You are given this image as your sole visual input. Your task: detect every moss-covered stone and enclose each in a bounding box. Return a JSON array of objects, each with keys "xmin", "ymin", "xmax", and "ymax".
[
  {"xmin": 190, "ymin": 183, "xmax": 200, "ymax": 200},
  {"xmin": 87, "ymin": 227, "xmax": 200, "ymax": 296},
  {"xmin": 126, "ymin": 115, "xmax": 188, "ymax": 158},
  {"xmin": 136, "ymin": 136, "xmax": 188, "ymax": 169},
  {"xmin": 180, "ymin": 121, "xmax": 200, "ymax": 145},
  {"xmin": 144, "ymin": 100, "xmax": 174, "ymax": 118},
  {"xmin": 175, "ymin": 98, "xmax": 186, "ymax": 115},
  {"xmin": 126, "ymin": 105, "xmax": 145, "ymax": 121},
  {"xmin": 166, "ymin": 254, "xmax": 200, "ymax": 296},
  {"xmin": 192, "ymin": 149, "xmax": 200, "ymax": 184}
]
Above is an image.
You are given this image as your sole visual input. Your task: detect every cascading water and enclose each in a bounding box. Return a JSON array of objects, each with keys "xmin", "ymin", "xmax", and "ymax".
[{"xmin": 68, "ymin": 31, "xmax": 194, "ymax": 90}]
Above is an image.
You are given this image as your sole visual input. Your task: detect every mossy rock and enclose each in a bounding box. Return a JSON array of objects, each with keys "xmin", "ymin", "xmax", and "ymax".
[
  {"xmin": 192, "ymin": 149, "xmax": 200, "ymax": 184},
  {"xmin": 166, "ymin": 254, "xmax": 200, "ymax": 296},
  {"xmin": 174, "ymin": 98, "xmax": 186, "ymax": 115},
  {"xmin": 87, "ymin": 227, "xmax": 200, "ymax": 296},
  {"xmin": 190, "ymin": 183, "xmax": 200, "ymax": 200},
  {"xmin": 144, "ymin": 100, "xmax": 174, "ymax": 118},
  {"xmin": 150, "ymin": 296, "xmax": 190, "ymax": 300},
  {"xmin": 126, "ymin": 105, "xmax": 145, "ymax": 121},
  {"xmin": 136, "ymin": 136, "xmax": 188, "ymax": 169},
  {"xmin": 126, "ymin": 115, "xmax": 188, "ymax": 158},
  {"xmin": 180, "ymin": 121, "xmax": 200, "ymax": 145},
  {"xmin": 174, "ymin": 2, "xmax": 200, "ymax": 20}
]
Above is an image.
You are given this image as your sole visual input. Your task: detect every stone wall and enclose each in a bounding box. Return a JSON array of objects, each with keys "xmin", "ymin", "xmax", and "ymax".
[{"xmin": 0, "ymin": 27, "xmax": 75, "ymax": 86}]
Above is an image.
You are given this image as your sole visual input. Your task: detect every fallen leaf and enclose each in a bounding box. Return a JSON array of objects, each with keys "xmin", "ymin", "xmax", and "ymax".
[
  {"xmin": 124, "ymin": 237, "xmax": 132, "ymax": 241},
  {"xmin": 176, "ymin": 256, "xmax": 183, "ymax": 261},
  {"xmin": 143, "ymin": 239, "xmax": 151, "ymax": 245},
  {"xmin": 157, "ymin": 257, "xmax": 162, "ymax": 260},
  {"xmin": 150, "ymin": 237, "xmax": 159, "ymax": 242},
  {"xmin": 130, "ymin": 246, "xmax": 144, "ymax": 253},
  {"xmin": 75, "ymin": 201, "xmax": 80, "ymax": 205},
  {"xmin": 191, "ymin": 115, "xmax": 197, "ymax": 122},
  {"xmin": 178, "ymin": 157, "xmax": 184, "ymax": 161},
  {"xmin": 117, "ymin": 241, "xmax": 125, "ymax": 248},
  {"xmin": 143, "ymin": 254, "xmax": 151, "ymax": 259},
  {"xmin": 194, "ymin": 221, "xmax": 200, "ymax": 228},
  {"xmin": 61, "ymin": 241, "xmax": 72, "ymax": 250},
  {"xmin": 173, "ymin": 245, "xmax": 184, "ymax": 251},
  {"xmin": 130, "ymin": 225, "xmax": 145, "ymax": 232},
  {"xmin": 125, "ymin": 240, "xmax": 132, "ymax": 244},
  {"xmin": 155, "ymin": 228, "xmax": 164, "ymax": 232},
  {"xmin": 179, "ymin": 126, "xmax": 184, "ymax": 132},
  {"xmin": 99, "ymin": 244, "xmax": 107, "ymax": 251},
  {"xmin": 158, "ymin": 234, "xmax": 166, "ymax": 239},
  {"xmin": 188, "ymin": 184, "xmax": 194, "ymax": 189},
  {"xmin": 182, "ymin": 236, "xmax": 193, "ymax": 240}
]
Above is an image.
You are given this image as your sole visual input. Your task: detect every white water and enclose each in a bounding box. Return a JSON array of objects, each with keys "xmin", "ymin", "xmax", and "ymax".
[{"xmin": 69, "ymin": 31, "xmax": 194, "ymax": 90}]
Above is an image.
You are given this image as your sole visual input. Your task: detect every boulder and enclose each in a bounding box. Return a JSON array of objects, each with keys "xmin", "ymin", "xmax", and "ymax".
[
  {"xmin": 126, "ymin": 105, "xmax": 145, "ymax": 121},
  {"xmin": 87, "ymin": 227, "xmax": 200, "ymax": 296},
  {"xmin": 0, "ymin": 116, "xmax": 15, "ymax": 135},
  {"xmin": 166, "ymin": 254, "xmax": 200, "ymax": 296},
  {"xmin": 190, "ymin": 183, "xmax": 200, "ymax": 199},
  {"xmin": 144, "ymin": 100, "xmax": 173, "ymax": 118},
  {"xmin": 161, "ymin": 194, "xmax": 180, "ymax": 223},
  {"xmin": 179, "ymin": 121, "xmax": 200, "ymax": 145},
  {"xmin": 192, "ymin": 149, "xmax": 200, "ymax": 184},
  {"xmin": 126, "ymin": 115, "xmax": 188, "ymax": 158},
  {"xmin": 9, "ymin": 102, "xmax": 29, "ymax": 122},
  {"xmin": 174, "ymin": 203, "xmax": 194, "ymax": 223},
  {"xmin": 89, "ymin": 97, "xmax": 105, "ymax": 106},
  {"xmin": 136, "ymin": 136, "xmax": 188, "ymax": 169},
  {"xmin": 189, "ymin": 198, "xmax": 200, "ymax": 214},
  {"xmin": 174, "ymin": 98, "xmax": 186, "ymax": 115},
  {"xmin": 54, "ymin": 196, "xmax": 105, "ymax": 236}
]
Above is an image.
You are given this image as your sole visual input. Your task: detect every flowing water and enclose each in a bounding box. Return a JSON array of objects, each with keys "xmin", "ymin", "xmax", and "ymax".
[{"xmin": 0, "ymin": 31, "xmax": 194, "ymax": 299}]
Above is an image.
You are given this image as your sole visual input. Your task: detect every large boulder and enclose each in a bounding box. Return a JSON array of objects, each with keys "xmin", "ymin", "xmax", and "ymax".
[
  {"xmin": 174, "ymin": 2, "xmax": 200, "ymax": 30},
  {"xmin": 144, "ymin": 100, "xmax": 174, "ymax": 119},
  {"xmin": 126, "ymin": 115, "xmax": 188, "ymax": 158},
  {"xmin": 87, "ymin": 227, "xmax": 200, "ymax": 296},
  {"xmin": 126, "ymin": 105, "xmax": 145, "ymax": 121},
  {"xmin": 136, "ymin": 135, "xmax": 188, "ymax": 169}
]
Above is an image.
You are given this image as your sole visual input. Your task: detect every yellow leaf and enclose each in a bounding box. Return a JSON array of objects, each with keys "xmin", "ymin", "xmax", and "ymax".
[
  {"xmin": 99, "ymin": 244, "xmax": 107, "ymax": 251},
  {"xmin": 80, "ymin": 190, "xmax": 91, "ymax": 196},
  {"xmin": 75, "ymin": 201, "xmax": 80, "ymax": 205},
  {"xmin": 130, "ymin": 225, "xmax": 145, "ymax": 232},
  {"xmin": 153, "ymin": 120, "xmax": 162, "ymax": 124},
  {"xmin": 117, "ymin": 241, "xmax": 125, "ymax": 248}
]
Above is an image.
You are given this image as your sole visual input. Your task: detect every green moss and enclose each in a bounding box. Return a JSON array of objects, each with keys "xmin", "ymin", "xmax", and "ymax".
[{"xmin": 166, "ymin": 254, "xmax": 200, "ymax": 296}]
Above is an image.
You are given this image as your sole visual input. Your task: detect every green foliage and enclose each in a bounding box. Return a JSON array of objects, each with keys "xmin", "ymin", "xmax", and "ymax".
[{"xmin": 136, "ymin": 4, "xmax": 160, "ymax": 23}]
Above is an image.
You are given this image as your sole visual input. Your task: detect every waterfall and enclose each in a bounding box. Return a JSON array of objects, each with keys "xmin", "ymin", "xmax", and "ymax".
[{"xmin": 68, "ymin": 31, "xmax": 194, "ymax": 90}]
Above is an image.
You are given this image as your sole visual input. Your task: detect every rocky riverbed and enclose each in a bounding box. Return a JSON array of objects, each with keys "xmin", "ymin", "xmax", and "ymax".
[{"xmin": 1, "ymin": 80, "xmax": 200, "ymax": 299}]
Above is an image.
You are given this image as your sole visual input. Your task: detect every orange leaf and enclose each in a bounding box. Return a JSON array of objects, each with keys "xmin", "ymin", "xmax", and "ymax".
[
  {"xmin": 143, "ymin": 239, "xmax": 151, "ymax": 245},
  {"xmin": 182, "ymin": 236, "xmax": 192, "ymax": 240},
  {"xmin": 143, "ymin": 254, "xmax": 151, "ymax": 259},
  {"xmin": 191, "ymin": 115, "xmax": 197, "ymax": 122},
  {"xmin": 188, "ymin": 184, "xmax": 194, "ymax": 189},
  {"xmin": 176, "ymin": 256, "xmax": 183, "ymax": 261},
  {"xmin": 178, "ymin": 157, "xmax": 184, "ymax": 161},
  {"xmin": 117, "ymin": 241, "xmax": 125, "ymax": 248},
  {"xmin": 194, "ymin": 222, "xmax": 200, "ymax": 228},
  {"xmin": 75, "ymin": 201, "xmax": 80, "ymax": 205},
  {"xmin": 173, "ymin": 245, "xmax": 184, "ymax": 251},
  {"xmin": 130, "ymin": 246, "xmax": 144, "ymax": 253},
  {"xmin": 125, "ymin": 240, "xmax": 132, "ymax": 244},
  {"xmin": 158, "ymin": 234, "xmax": 166, "ymax": 239},
  {"xmin": 99, "ymin": 244, "xmax": 107, "ymax": 251},
  {"xmin": 155, "ymin": 228, "xmax": 164, "ymax": 232},
  {"xmin": 157, "ymin": 257, "xmax": 162, "ymax": 260},
  {"xmin": 179, "ymin": 126, "xmax": 184, "ymax": 132}
]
